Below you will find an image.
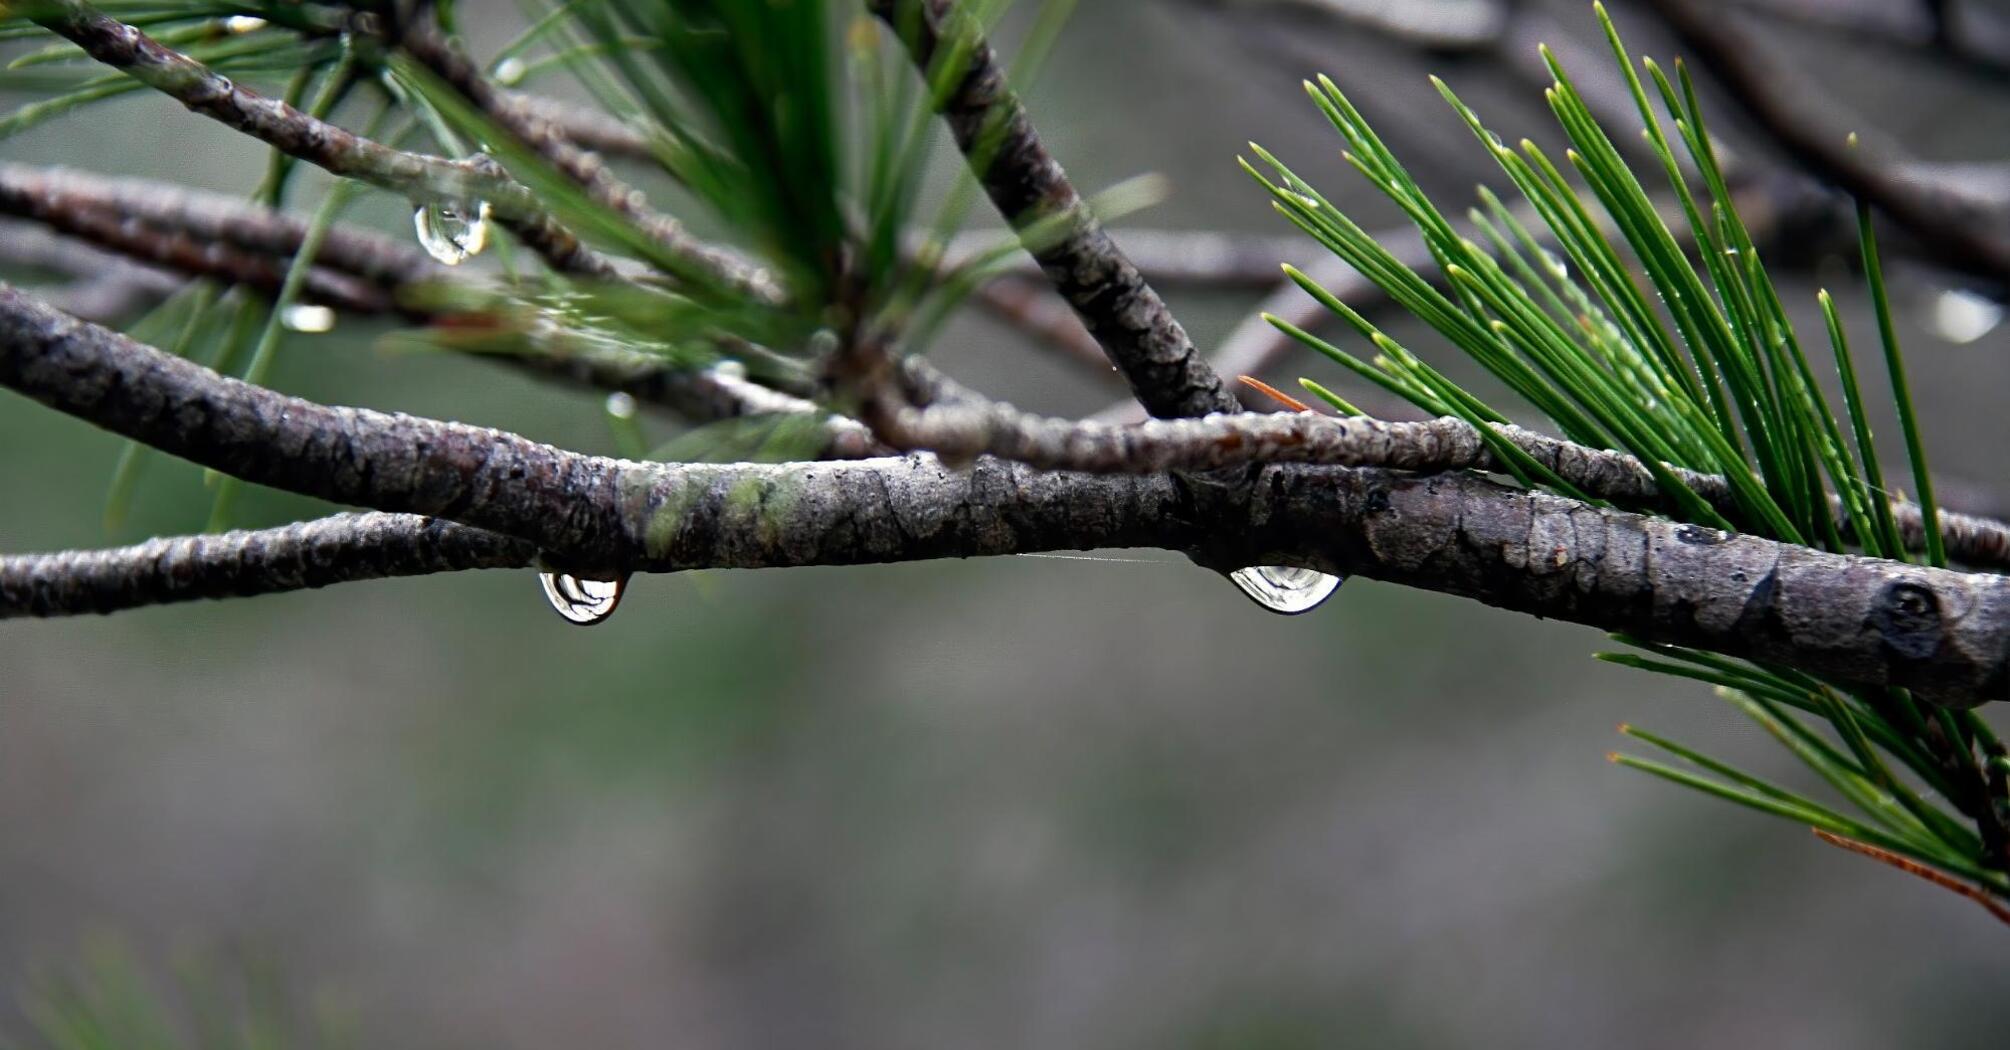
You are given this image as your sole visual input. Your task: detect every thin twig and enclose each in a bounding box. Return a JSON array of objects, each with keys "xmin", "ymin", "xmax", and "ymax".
[
  {"xmin": 1811, "ymin": 829, "xmax": 2010, "ymax": 927},
  {"xmin": 0, "ymin": 512, "xmax": 533, "ymax": 618}
]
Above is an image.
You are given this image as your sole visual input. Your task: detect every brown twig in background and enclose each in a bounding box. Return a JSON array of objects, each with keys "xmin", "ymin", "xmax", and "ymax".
[{"xmin": 1644, "ymin": 0, "xmax": 2010, "ymax": 289}]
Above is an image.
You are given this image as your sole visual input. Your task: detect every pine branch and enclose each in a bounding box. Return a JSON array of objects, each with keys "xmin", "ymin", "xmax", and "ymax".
[
  {"xmin": 5, "ymin": 282, "xmax": 2010, "ymax": 706},
  {"xmin": 867, "ymin": 0, "xmax": 1240, "ymax": 419},
  {"xmin": 870, "ymin": 385, "xmax": 2010, "ymax": 570},
  {"xmin": 0, "ymin": 170, "xmax": 399, "ymax": 314},
  {"xmin": 0, "ymin": 163, "xmax": 437, "ymax": 290},
  {"xmin": 0, "ymin": 163, "xmax": 872, "ymax": 447},
  {"xmin": 390, "ymin": 24, "xmax": 782, "ymax": 300},
  {"xmin": 26, "ymin": 0, "xmax": 619, "ymax": 278},
  {"xmin": 1, "ymin": 512, "xmax": 533, "ymax": 618}
]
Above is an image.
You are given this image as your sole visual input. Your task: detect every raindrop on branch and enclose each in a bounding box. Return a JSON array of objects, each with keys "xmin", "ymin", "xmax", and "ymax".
[
  {"xmin": 223, "ymin": 15, "xmax": 267, "ymax": 33},
  {"xmin": 1229, "ymin": 565, "xmax": 1343, "ymax": 614},
  {"xmin": 540, "ymin": 572, "xmax": 628, "ymax": 626},
  {"xmin": 413, "ymin": 199, "xmax": 492, "ymax": 265},
  {"xmin": 493, "ymin": 57, "xmax": 528, "ymax": 87}
]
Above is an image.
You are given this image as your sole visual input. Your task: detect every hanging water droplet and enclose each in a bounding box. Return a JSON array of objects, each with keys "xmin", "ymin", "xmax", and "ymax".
[
  {"xmin": 412, "ymin": 199, "xmax": 492, "ymax": 265},
  {"xmin": 604, "ymin": 391, "xmax": 638, "ymax": 420},
  {"xmin": 280, "ymin": 303, "xmax": 336, "ymax": 333},
  {"xmin": 493, "ymin": 56, "xmax": 528, "ymax": 86},
  {"xmin": 539, "ymin": 571, "xmax": 627, "ymax": 626},
  {"xmin": 1929, "ymin": 288, "xmax": 2004, "ymax": 345},
  {"xmin": 223, "ymin": 15, "xmax": 267, "ymax": 33},
  {"xmin": 1229, "ymin": 565, "xmax": 1343, "ymax": 614}
]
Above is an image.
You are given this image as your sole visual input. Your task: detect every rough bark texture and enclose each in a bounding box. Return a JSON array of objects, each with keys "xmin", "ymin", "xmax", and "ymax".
[
  {"xmin": 868, "ymin": 0, "xmax": 1239, "ymax": 420},
  {"xmin": 0, "ymin": 513, "xmax": 532, "ymax": 618},
  {"xmin": 874, "ymin": 393, "xmax": 2010, "ymax": 570},
  {"xmin": 1229, "ymin": 467, "xmax": 2010, "ymax": 709},
  {"xmin": 6, "ymin": 283, "xmax": 2009, "ymax": 705},
  {"xmin": 30, "ymin": 0, "xmax": 617, "ymax": 278}
]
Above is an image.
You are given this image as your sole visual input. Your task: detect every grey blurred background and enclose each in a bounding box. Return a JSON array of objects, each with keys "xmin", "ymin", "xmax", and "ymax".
[{"xmin": 3, "ymin": 0, "xmax": 2009, "ymax": 1046}]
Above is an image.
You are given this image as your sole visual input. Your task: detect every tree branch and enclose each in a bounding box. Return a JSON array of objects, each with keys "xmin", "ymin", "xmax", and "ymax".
[
  {"xmin": 390, "ymin": 24, "xmax": 781, "ymax": 300},
  {"xmin": 0, "ymin": 163, "xmax": 438, "ymax": 291},
  {"xmin": 28, "ymin": 0, "xmax": 619, "ymax": 278},
  {"xmin": 867, "ymin": 0, "xmax": 1239, "ymax": 419},
  {"xmin": 0, "ymin": 171, "xmax": 399, "ymax": 315},
  {"xmin": 0, "ymin": 163, "xmax": 875, "ymax": 448},
  {"xmin": 870, "ymin": 384, "xmax": 2010, "ymax": 570},
  {"xmin": 0, "ymin": 512, "xmax": 532, "ymax": 618},
  {"xmin": 5, "ymin": 282, "xmax": 2008, "ymax": 705}
]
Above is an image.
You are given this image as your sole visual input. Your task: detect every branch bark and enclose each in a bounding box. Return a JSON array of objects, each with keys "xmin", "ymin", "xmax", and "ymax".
[
  {"xmin": 1, "ymin": 513, "xmax": 532, "ymax": 618},
  {"xmin": 871, "ymin": 385, "xmax": 2010, "ymax": 570},
  {"xmin": 28, "ymin": 0, "xmax": 619, "ymax": 278},
  {"xmin": 867, "ymin": 0, "xmax": 1239, "ymax": 419},
  {"xmin": 5, "ymin": 283, "xmax": 2009, "ymax": 706}
]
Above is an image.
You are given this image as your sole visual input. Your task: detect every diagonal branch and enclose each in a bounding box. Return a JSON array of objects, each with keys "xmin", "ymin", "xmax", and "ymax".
[
  {"xmin": 5, "ymin": 282, "xmax": 2010, "ymax": 706},
  {"xmin": 1644, "ymin": 0, "xmax": 2010, "ymax": 289},
  {"xmin": 867, "ymin": 0, "xmax": 1239, "ymax": 420}
]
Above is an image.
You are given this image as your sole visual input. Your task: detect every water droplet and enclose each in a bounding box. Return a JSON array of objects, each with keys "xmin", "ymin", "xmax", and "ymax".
[
  {"xmin": 1929, "ymin": 288, "xmax": 2003, "ymax": 345},
  {"xmin": 412, "ymin": 199, "xmax": 491, "ymax": 265},
  {"xmin": 223, "ymin": 15, "xmax": 267, "ymax": 33},
  {"xmin": 493, "ymin": 56, "xmax": 528, "ymax": 86},
  {"xmin": 539, "ymin": 571, "xmax": 627, "ymax": 626},
  {"xmin": 280, "ymin": 303, "xmax": 335, "ymax": 333},
  {"xmin": 1229, "ymin": 565, "xmax": 1343, "ymax": 614},
  {"xmin": 603, "ymin": 391, "xmax": 638, "ymax": 420}
]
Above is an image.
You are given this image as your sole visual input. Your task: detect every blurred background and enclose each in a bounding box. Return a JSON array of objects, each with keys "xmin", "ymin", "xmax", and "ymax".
[{"xmin": 3, "ymin": 0, "xmax": 2010, "ymax": 1046}]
